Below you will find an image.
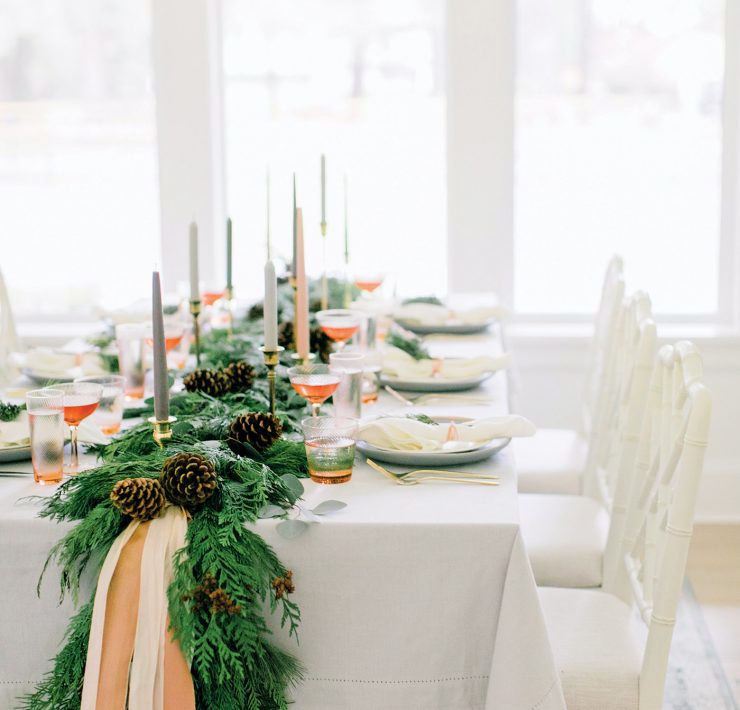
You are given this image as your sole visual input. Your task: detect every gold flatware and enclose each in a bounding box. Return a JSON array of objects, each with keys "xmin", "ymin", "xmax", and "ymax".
[{"xmin": 366, "ymin": 459, "xmax": 499, "ymax": 486}]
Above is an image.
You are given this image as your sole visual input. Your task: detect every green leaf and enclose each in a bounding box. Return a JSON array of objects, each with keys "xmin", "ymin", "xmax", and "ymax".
[
  {"xmin": 280, "ymin": 473, "xmax": 304, "ymax": 500},
  {"xmin": 311, "ymin": 500, "xmax": 347, "ymax": 515},
  {"xmin": 257, "ymin": 504, "xmax": 284, "ymax": 519},
  {"xmin": 276, "ymin": 519, "xmax": 309, "ymax": 539}
]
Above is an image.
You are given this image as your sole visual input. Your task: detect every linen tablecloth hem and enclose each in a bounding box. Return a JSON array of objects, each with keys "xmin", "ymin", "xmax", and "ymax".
[{"xmin": 302, "ymin": 674, "xmax": 490, "ymax": 684}]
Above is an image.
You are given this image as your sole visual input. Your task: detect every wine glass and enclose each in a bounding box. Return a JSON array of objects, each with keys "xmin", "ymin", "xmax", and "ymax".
[
  {"xmin": 354, "ymin": 272, "xmax": 385, "ymax": 298},
  {"xmin": 56, "ymin": 382, "xmax": 103, "ymax": 474},
  {"xmin": 315, "ymin": 309, "xmax": 361, "ymax": 353},
  {"xmin": 288, "ymin": 364, "xmax": 340, "ymax": 417}
]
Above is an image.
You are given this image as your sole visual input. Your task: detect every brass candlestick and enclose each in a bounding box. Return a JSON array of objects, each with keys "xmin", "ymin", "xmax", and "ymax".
[
  {"xmin": 224, "ymin": 286, "xmax": 234, "ymax": 337},
  {"xmin": 320, "ymin": 221, "xmax": 328, "ymax": 310},
  {"xmin": 289, "ymin": 276, "xmax": 298, "ymax": 351},
  {"xmin": 149, "ymin": 415, "xmax": 177, "ymax": 448},
  {"xmin": 260, "ymin": 345, "xmax": 285, "ymax": 415},
  {"xmin": 189, "ymin": 299, "xmax": 202, "ymax": 366}
]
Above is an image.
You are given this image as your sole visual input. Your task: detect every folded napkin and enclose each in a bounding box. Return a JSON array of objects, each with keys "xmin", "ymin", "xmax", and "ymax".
[
  {"xmin": 382, "ymin": 346, "xmax": 510, "ymax": 381},
  {"xmin": 359, "ymin": 415, "xmax": 536, "ymax": 452},
  {"xmin": 24, "ymin": 347, "xmax": 107, "ymax": 379},
  {"xmin": 0, "ymin": 411, "xmax": 109, "ymax": 448},
  {"xmin": 394, "ymin": 302, "xmax": 504, "ymax": 327}
]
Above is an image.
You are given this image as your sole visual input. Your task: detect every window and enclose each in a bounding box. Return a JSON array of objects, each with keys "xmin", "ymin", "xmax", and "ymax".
[
  {"xmin": 0, "ymin": 0, "xmax": 159, "ymax": 316},
  {"xmin": 514, "ymin": 0, "xmax": 725, "ymax": 315},
  {"xmin": 221, "ymin": 0, "xmax": 446, "ymax": 299}
]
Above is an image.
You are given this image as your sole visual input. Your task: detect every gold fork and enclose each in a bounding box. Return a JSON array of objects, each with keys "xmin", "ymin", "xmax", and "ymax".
[{"xmin": 366, "ymin": 459, "xmax": 499, "ymax": 486}]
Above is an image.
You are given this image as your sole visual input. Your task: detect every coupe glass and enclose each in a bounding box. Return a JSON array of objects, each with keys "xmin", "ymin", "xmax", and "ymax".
[
  {"xmin": 75, "ymin": 375, "xmax": 125, "ymax": 435},
  {"xmin": 56, "ymin": 382, "xmax": 103, "ymax": 474},
  {"xmin": 288, "ymin": 364, "xmax": 340, "ymax": 417},
  {"xmin": 354, "ymin": 272, "xmax": 385, "ymax": 297},
  {"xmin": 315, "ymin": 309, "xmax": 362, "ymax": 352}
]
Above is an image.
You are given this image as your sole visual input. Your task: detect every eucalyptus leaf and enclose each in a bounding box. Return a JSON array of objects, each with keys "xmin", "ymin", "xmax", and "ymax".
[
  {"xmin": 280, "ymin": 473, "xmax": 305, "ymax": 499},
  {"xmin": 311, "ymin": 500, "xmax": 347, "ymax": 516},
  {"xmin": 276, "ymin": 519, "xmax": 309, "ymax": 539},
  {"xmin": 257, "ymin": 504, "xmax": 285, "ymax": 519}
]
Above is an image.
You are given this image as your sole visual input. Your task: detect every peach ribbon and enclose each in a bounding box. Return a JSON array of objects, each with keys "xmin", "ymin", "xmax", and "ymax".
[{"xmin": 80, "ymin": 506, "xmax": 194, "ymax": 710}]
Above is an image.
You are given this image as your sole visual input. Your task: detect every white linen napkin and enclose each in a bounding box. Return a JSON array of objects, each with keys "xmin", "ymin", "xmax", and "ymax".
[
  {"xmin": 0, "ymin": 267, "xmax": 21, "ymax": 386},
  {"xmin": 382, "ymin": 346, "xmax": 510, "ymax": 381},
  {"xmin": 0, "ymin": 411, "xmax": 109, "ymax": 448},
  {"xmin": 394, "ymin": 302, "xmax": 504, "ymax": 327},
  {"xmin": 359, "ymin": 415, "xmax": 536, "ymax": 452},
  {"xmin": 24, "ymin": 347, "xmax": 107, "ymax": 380}
]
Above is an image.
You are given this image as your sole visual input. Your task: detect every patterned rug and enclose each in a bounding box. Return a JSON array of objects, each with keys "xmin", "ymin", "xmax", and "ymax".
[{"xmin": 665, "ymin": 580, "xmax": 738, "ymax": 709}]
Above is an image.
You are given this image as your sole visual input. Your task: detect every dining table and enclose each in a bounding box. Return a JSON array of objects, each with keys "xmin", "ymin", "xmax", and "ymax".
[{"xmin": 0, "ymin": 327, "xmax": 566, "ymax": 710}]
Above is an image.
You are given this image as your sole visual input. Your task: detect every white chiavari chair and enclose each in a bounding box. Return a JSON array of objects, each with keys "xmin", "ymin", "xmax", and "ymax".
[
  {"xmin": 515, "ymin": 255, "xmax": 625, "ymax": 495},
  {"xmin": 520, "ymin": 293, "xmax": 656, "ymax": 588},
  {"xmin": 538, "ymin": 341, "xmax": 711, "ymax": 710},
  {"xmin": 0, "ymin": 267, "xmax": 21, "ymax": 385}
]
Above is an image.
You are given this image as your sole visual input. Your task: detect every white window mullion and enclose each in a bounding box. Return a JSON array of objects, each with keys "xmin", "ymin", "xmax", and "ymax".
[
  {"xmin": 446, "ymin": 0, "xmax": 515, "ymax": 303},
  {"xmin": 151, "ymin": 0, "xmax": 225, "ymax": 294}
]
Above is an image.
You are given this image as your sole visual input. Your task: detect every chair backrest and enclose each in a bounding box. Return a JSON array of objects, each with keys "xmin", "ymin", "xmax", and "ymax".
[
  {"xmin": 581, "ymin": 254, "xmax": 625, "ymax": 437},
  {"xmin": 0, "ymin": 268, "xmax": 21, "ymax": 385},
  {"xmin": 612, "ymin": 342, "xmax": 711, "ymax": 710},
  {"xmin": 597, "ymin": 293, "xmax": 656, "ymax": 581}
]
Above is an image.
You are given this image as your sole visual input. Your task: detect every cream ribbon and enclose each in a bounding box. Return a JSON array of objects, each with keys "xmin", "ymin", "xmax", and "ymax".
[{"xmin": 81, "ymin": 506, "xmax": 189, "ymax": 710}]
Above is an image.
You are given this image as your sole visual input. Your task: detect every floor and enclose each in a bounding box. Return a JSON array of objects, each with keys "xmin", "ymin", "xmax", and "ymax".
[{"xmin": 687, "ymin": 525, "xmax": 740, "ymax": 706}]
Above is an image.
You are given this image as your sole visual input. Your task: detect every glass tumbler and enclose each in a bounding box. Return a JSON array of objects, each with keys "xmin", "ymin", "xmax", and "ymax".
[
  {"xmin": 26, "ymin": 388, "xmax": 65, "ymax": 485},
  {"xmin": 75, "ymin": 375, "xmax": 125, "ymax": 435},
  {"xmin": 329, "ymin": 351, "xmax": 364, "ymax": 419},
  {"xmin": 115, "ymin": 323, "xmax": 149, "ymax": 399},
  {"xmin": 301, "ymin": 416, "xmax": 358, "ymax": 484}
]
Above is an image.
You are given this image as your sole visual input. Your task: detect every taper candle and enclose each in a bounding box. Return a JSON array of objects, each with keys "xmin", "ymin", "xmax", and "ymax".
[
  {"xmin": 343, "ymin": 175, "xmax": 349, "ymax": 264},
  {"xmin": 321, "ymin": 154, "xmax": 326, "ymax": 225},
  {"xmin": 189, "ymin": 222, "xmax": 199, "ymax": 301},
  {"xmin": 291, "ymin": 173, "xmax": 297, "ymax": 278},
  {"xmin": 295, "ymin": 208, "xmax": 310, "ymax": 360},
  {"xmin": 264, "ymin": 260, "xmax": 278, "ymax": 350},
  {"xmin": 151, "ymin": 271, "xmax": 169, "ymax": 421},
  {"xmin": 226, "ymin": 217, "xmax": 233, "ymax": 291},
  {"xmin": 266, "ymin": 168, "xmax": 271, "ymax": 260}
]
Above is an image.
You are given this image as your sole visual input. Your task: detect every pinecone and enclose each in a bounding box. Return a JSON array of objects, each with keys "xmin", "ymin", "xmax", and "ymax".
[
  {"xmin": 311, "ymin": 327, "xmax": 334, "ymax": 364},
  {"xmin": 223, "ymin": 360, "xmax": 256, "ymax": 393},
  {"xmin": 183, "ymin": 368, "xmax": 230, "ymax": 397},
  {"xmin": 247, "ymin": 301, "xmax": 264, "ymax": 320},
  {"xmin": 277, "ymin": 320, "xmax": 295, "ymax": 350},
  {"xmin": 227, "ymin": 412, "xmax": 283, "ymax": 454},
  {"xmin": 110, "ymin": 478, "xmax": 166, "ymax": 521},
  {"xmin": 160, "ymin": 452, "xmax": 218, "ymax": 508},
  {"xmin": 271, "ymin": 571, "xmax": 295, "ymax": 600}
]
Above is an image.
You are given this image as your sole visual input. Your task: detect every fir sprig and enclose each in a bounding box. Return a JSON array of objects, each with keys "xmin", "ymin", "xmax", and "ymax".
[
  {"xmin": 0, "ymin": 400, "xmax": 23, "ymax": 421},
  {"xmin": 386, "ymin": 329, "xmax": 430, "ymax": 361}
]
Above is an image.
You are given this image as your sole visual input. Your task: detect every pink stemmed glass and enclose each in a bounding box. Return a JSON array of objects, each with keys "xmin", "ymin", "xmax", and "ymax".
[
  {"xmin": 56, "ymin": 381, "xmax": 103, "ymax": 474},
  {"xmin": 316, "ymin": 309, "xmax": 362, "ymax": 353}
]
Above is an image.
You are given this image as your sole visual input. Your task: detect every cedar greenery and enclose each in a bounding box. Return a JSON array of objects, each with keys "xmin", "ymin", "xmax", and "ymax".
[
  {"xmin": 0, "ymin": 400, "xmax": 23, "ymax": 421},
  {"xmin": 386, "ymin": 329, "xmax": 431, "ymax": 361}
]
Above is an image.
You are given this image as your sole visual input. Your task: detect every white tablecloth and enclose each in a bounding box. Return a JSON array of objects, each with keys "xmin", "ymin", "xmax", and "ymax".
[{"xmin": 0, "ymin": 329, "xmax": 565, "ymax": 710}]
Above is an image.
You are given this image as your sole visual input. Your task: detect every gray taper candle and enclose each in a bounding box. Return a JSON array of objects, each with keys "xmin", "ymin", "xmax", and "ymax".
[
  {"xmin": 152, "ymin": 271, "xmax": 169, "ymax": 421},
  {"xmin": 226, "ymin": 217, "xmax": 233, "ymax": 291}
]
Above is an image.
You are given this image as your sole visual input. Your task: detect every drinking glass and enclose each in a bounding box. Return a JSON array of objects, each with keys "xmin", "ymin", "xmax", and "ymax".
[
  {"xmin": 56, "ymin": 382, "xmax": 103, "ymax": 474},
  {"xmin": 288, "ymin": 364, "xmax": 340, "ymax": 417},
  {"xmin": 115, "ymin": 323, "xmax": 149, "ymax": 399},
  {"xmin": 26, "ymin": 388, "xmax": 65, "ymax": 485},
  {"xmin": 315, "ymin": 309, "xmax": 362, "ymax": 352},
  {"xmin": 329, "ymin": 351, "xmax": 363, "ymax": 419},
  {"xmin": 301, "ymin": 416, "xmax": 358, "ymax": 484},
  {"xmin": 354, "ymin": 272, "xmax": 385, "ymax": 297},
  {"xmin": 75, "ymin": 375, "xmax": 125, "ymax": 435}
]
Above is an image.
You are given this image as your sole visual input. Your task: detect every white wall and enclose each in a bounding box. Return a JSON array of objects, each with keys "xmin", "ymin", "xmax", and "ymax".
[{"xmin": 508, "ymin": 326, "xmax": 740, "ymax": 522}]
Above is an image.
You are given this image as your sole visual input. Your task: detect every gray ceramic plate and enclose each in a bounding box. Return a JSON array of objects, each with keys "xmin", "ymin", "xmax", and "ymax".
[
  {"xmin": 357, "ymin": 436, "xmax": 510, "ymax": 466},
  {"xmin": 379, "ymin": 370, "xmax": 493, "ymax": 393},
  {"xmin": 394, "ymin": 318, "xmax": 496, "ymax": 335},
  {"xmin": 0, "ymin": 445, "xmax": 32, "ymax": 463}
]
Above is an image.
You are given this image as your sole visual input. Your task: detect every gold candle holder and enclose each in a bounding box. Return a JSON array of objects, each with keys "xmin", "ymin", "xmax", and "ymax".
[
  {"xmin": 224, "ymin": 286, "xmax": 234, "ymax": 337},
  {"xmin": 260, "ymin": 345, "xmax": 285, "ymax": 415},
  {"xmin": 320, "ymin": 221, "xmax": 328, "ymax": 310},
  {"xmin": 289, "ymin": 276, "xmax": 298, "ymax": 351},
  {"xmin": 189, "ymin": 299, "xmax": 202, "ymax": 366},
  {"xmin": 149, "ymin": 415, "xmax": 177, "ymax": 448}
]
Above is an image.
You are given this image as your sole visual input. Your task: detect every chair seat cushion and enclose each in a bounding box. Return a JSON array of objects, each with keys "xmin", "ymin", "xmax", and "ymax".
[
  {"xmin": 513, "ymin": 428, "xmax": 586, "ymax": 495},
  {"xmin": 539, "ymin": 587, "xmax": 644, "ymax": 710},
  {"xmin": 520, "ymin": 494, "xmax": 608, "ymax": 587}
]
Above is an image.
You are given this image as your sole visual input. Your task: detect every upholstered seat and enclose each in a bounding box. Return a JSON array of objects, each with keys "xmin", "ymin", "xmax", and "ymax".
[
  {"xmin": 539, "ymin": 587, "xmax": 644, "ymax": 710},
  {"xmin": 520, "ymin": 494, "xmax": 609, "ymax": 587},
  {"xmin": 513, "ymin": 428, "xmax": 586, "ymax": 495}
]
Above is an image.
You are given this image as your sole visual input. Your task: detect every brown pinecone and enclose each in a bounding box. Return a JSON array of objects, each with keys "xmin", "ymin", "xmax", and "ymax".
[
  {"xmin": 160, "ymin": 452, "xmax": 218, "ymax": 508},
  {"xmin": 311, "ymin": 326, "xmax": 334, "ymax": 364},
  {"xmin": 247, "ymin": 301, "xmax": 264, "ymax": 320},
  {"xmin": 223, "ymin": 360, "xmax": 256, "ymax": 393},
  {"xmin": 110, "ymin": 478, "xmax": 166, "ymax": 521},
  {"xmin": 277, "ymin": 320, "xmax": 295, "ymax": 350},
  {"xmin": 183, "ymin": 368, "xmax": 230, "ymax": 397},
  {"xmin": 271, "ymin": 571, "xmax": 295, "ymax": 600},
  {"xmin": 227, "ymin": 412, "xmax": 283, "ymax": 454}
]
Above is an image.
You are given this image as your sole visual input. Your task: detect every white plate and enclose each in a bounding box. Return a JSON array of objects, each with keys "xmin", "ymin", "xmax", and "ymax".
[
  {"xmin": 356, "ymin": 414, "xmax": 511, "ymax": 466},
  {"xmin": 394, "ymin": 318, "xmax": 496, "ymax": 336},
  {"xmin": 22, "ymin": 367, "xmax": 80, "ymax": 385},
  {"xmin": 379, "ymin": 371, "xmax": 493, "ymax": 392},
  {"xmin": 0, "ymin": 444, "xmax": 32, "ymax": 463}
]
